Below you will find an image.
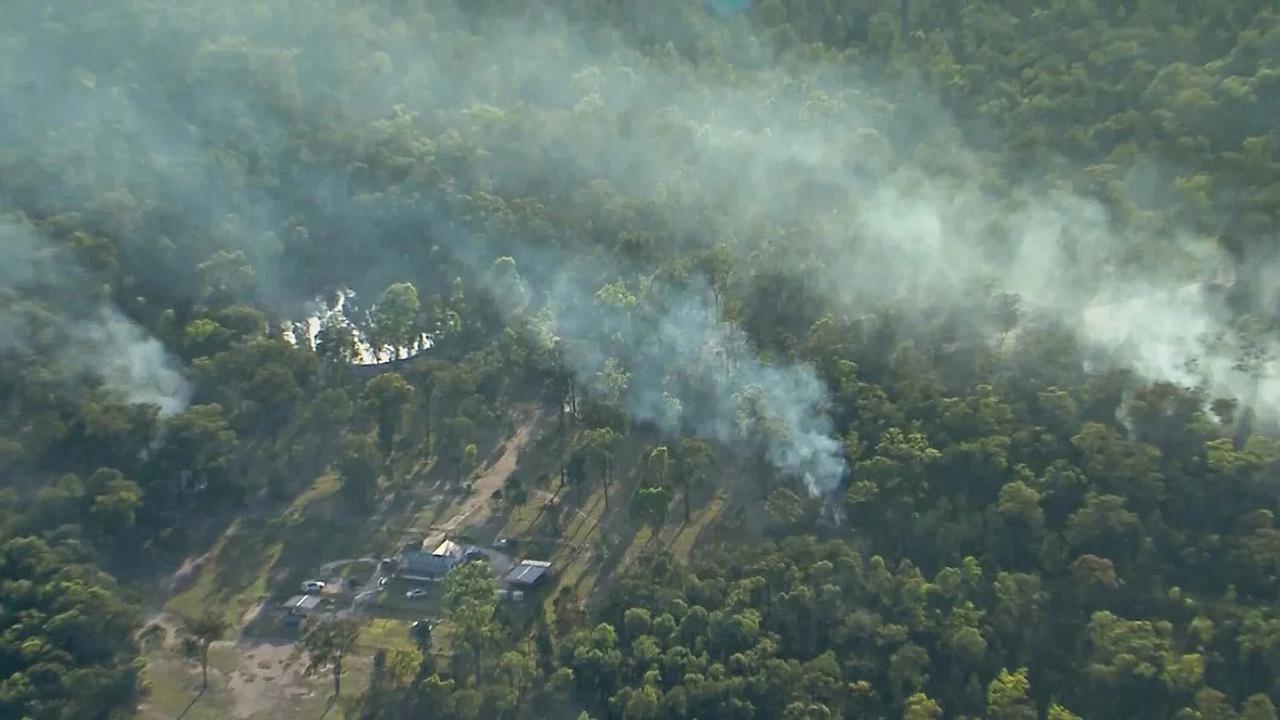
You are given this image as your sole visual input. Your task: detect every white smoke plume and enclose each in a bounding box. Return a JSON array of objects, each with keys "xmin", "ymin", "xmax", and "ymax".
[{"xmin": 0, "ymin": 216, "xmax": 192, "ymax": 415}]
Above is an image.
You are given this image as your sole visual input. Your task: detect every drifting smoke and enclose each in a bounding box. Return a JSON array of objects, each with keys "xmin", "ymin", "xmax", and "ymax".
[
  {"xmin": 3, "ymin": 1, "xmax": 1278, "ymax": 490},
  {"xmin": 0, "ymin": 217, "xmax": 192, "ymax": 415},
  {"xmin": 75, "ymin": 308, "xmax": 193, "ymax": 416},
  {"xmin": 540, "ymin": 273, "xmax": 847, "ymax": 495}
]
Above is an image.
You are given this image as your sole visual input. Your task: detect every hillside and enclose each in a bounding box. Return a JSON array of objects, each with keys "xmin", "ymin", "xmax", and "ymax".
[{"xmin": 2, "ymin": 1, "xmax": 1280, "ymax": 719}]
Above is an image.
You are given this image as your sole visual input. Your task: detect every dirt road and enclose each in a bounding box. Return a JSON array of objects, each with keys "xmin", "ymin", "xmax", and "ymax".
[{"xmin": 435, "ymin": 403, "xmax": 546, "ymax": 536}]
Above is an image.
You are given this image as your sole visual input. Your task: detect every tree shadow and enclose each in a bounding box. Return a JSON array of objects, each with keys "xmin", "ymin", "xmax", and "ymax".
[
  {"xmin": 211, "ymin": 518, "xmax": 274, "ymax": 597},
  {"xmin": 175, "ymin": 687, "xmax": 206, "ymax": 720}
]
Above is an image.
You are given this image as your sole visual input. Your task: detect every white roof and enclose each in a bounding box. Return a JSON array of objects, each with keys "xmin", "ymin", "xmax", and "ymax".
[
  {"xmin": 432, "ymin": 539, "xmax": 463, "ymax": 558},
  {"xmin": 284, "ymin": 594, "xmax": 323, "ymax": 610}
]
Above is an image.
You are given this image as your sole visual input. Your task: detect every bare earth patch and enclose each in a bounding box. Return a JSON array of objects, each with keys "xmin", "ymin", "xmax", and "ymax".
[
  {"xmin": 138, "ymin": 636, "xmax": 367, "ymax": 720},
  {"xmin": 437, "ymin": 403, "xmax": 547, "ymax": 536}
]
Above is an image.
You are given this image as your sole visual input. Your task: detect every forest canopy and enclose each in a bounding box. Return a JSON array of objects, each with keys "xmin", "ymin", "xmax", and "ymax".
[{"xmin": 2, "ymin": 0, "xmax": 1280, "ymax": 718}]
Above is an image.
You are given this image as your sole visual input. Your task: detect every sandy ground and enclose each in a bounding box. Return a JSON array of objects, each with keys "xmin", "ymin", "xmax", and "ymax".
[
  {"xmin": 139, "ymin": 607, "xmax": 364, "ymax": 720},
  {"xmin": 436, "ymin": 403, "xmax": 546, "ymax": 536},
  {"xmin": 223, "ymin": 641, "xmax": 322, "ymax": 719}
]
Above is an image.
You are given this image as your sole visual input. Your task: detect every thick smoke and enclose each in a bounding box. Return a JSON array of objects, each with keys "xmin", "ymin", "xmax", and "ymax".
[
  {"xmin": 0, "ymin": 217, "xmax": 192, "ymax": 415},
  {"xmin": 3, "ymin": 1, "xmax": 1277, "ymax": 490}
]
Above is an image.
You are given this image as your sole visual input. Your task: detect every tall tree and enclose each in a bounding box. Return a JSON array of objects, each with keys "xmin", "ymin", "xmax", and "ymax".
[
  {"xmin": 299, "ymin": 616, "xmax": 362, "ymax": 699},
  {"xmin": 580, "ymin": 427, "xmax": 619, "ymax": 511},
  {"xmin": 370, "ymin": 282, "xmax": 422, "ymax": 359},
  {"xmin": 338, "ymin": 431, "xmax": 381, "ymax": 508},
  {"xmin": 443, "ymin": 560, "xmax": 500, "ymax": 681},
  {"xmin": 360, "ymin": 373, "xmax": 415, "ymax": 456},
  {"xmin": 180, "ymin": 611, "xmax": 228, "ymax": 692},
  {"xmin": 675, "ymin": 438, "xmax": 715, "ymax": 522}
]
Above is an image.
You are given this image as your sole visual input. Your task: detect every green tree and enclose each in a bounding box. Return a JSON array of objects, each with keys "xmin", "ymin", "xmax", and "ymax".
[
  {"xmin": 904, "ymin": 691, "xmax": 943, "ymax": 720},
  {"xmin": 315, "ymin": 315, "xmax": 359, "ymax": 366},
  {"xmin": 180, "ymin": 611, "xmax": 229, "ymax": 692},
  {"xmin": 158, "ymin": 403, "xmax": 239, "ymax": 500},
  {"xmin": 986, "ymin": 668, "xmax": 1036, "ymax": 720},
  {"xmin": 675, "ymin": 438, "xmax": 715, "ymax": 522},
  {"xmin": 86, "ymin": 468, "xmax": 143, "ymax": 539},
  {"xmin": 580, "ymin": 427, "xmax": 619, "ymax": 510},
  {"xmin": 300, "ymin": 616, "xmax": 362, "ymax": 699},
  {"xmin": 360, "ymin": 373, "xmax": 415, "ymax": 456},
  {"xmin": 766, "ymin": 487, "xmax": 806, "ymax": 529},
  {"xmin": 631, "ymin": 486, "xmax": 672, "ymax": 528},
  {"xmin": 338, "ymin": 431, "xmax": 381, "ymax": 508},
  {"xmin": 1047, "ymin": 704, "xmax": 1084, "ymax": 720},
  {"xmin": 444, "ymin": 559, "xmax": 500, "ymax": 680},
  {"xmin": 1243, "ymin": 694, "xmax": 1279, "ymax": 720},
  {"xmin": 370, "ymin": 282, "xmax": 422, "ymax": 359}
]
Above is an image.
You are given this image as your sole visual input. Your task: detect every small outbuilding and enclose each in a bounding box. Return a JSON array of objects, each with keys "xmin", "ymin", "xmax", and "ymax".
[
  {"xmin": 284, "ymin": 594, "xmax": 323, "ymax": 613},
  {"xmin": 283, "ymin": 594, "xmax": 323, "ymax": 625},
  {"xmin": 504, "ymin": 559, "xmax": 552, "ymax": 589}
]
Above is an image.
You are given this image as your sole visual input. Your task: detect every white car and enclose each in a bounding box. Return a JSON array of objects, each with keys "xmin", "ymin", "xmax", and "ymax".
[
  {"xmin": 301, "ymin": 580, "xmax": 326, "ymax": 594},
  {"xmin": 405, "ymin": 588, "xmax": 428, "ymax": 600}
]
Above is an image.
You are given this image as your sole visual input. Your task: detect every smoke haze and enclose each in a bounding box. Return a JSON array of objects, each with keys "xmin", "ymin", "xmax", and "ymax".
[
  {"xmin": 0, "ymin": 217, "xmax": 193, "ymax": 415},
  {"xmin": 3, "ymin": 1, "xmax": 1276, "ymax": 490}
]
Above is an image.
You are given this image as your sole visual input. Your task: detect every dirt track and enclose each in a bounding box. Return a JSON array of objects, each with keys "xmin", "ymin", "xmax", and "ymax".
[{"xmin": 436, "ymin": 402, "xmax": 545, "ymax": 536}]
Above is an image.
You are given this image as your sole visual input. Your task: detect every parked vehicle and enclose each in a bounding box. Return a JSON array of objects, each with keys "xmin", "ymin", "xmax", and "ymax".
[
  {"xmin": 409, "ymin": 619, "xmax": 434, "ymax": 643},
  {"xmin": 301, "ymin": 580, "xmax": 326, "ymax": 594},
  {"xmin": 405, "ymin": 588, "xmax": 428, "ymax": 600}
]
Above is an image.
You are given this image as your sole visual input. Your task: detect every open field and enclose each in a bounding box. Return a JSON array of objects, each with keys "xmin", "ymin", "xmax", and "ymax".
[{"xmin": 138, "ymin": 635, "xmax": 370, "ymax": 720}]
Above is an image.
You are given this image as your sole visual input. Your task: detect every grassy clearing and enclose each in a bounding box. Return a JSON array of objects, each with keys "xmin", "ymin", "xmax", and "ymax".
[
  {"xmin": 668, "ymin": 490, "xmax": 727, "ymax": 562},
  {"xmin": 139, "ymin": 639, "xmax": 373, "ymax": 720},
  {"xmin": 167, "ymin": 521, "xmax": 284, "ymax": 629},
  {"xmin": 168, "ymin": 473, "xmax": 348, "ymax": 628},
  {"xmin": 501, "ymin": 495, "xmax": 548, "ymax": 537},
  {"xmin": 139, "ymin": 654, "xmax": 235, "ymax": 720},
  {"xmin": 358, "ymin": 618, "xmax": 415, "ymax": 653},
  {"xmin": 539, "ymin": 488, "xmax": 608, "ymax": 618},
  {"xmin": 285, "ymin": 473, "xmax": 341, "ymax": 518},
  {"xmin": 337, "ymin": 559, "xmax": 377, "ymax": 580},
  {"xmin": 619, "ymin": 525, "xmax": 655, "ymax": 569}
]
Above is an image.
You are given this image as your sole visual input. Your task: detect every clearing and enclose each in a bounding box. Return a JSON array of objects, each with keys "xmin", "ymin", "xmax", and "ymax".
[{"xmin": 137, "ymin": 402, "xmax": 550, "ymax": 720}]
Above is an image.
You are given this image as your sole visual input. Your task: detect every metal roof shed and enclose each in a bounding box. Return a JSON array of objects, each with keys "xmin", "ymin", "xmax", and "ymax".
[
  {"xmin": 505, "ymin": 560, "xmax": 552, "ymax": 587},
  {"xmin": 284, "ymin": 594, "xmax": 323, "ymax": 614}
]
